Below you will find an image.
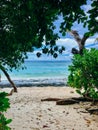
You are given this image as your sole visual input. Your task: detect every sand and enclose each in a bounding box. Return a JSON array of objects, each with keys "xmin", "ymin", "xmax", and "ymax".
[{"xmin": 1, "ymin": 87, "xmax": 98, "ymax": 130}]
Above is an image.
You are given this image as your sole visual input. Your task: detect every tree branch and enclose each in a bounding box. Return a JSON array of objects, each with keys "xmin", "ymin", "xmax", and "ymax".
[
  {"xmin": 70, "ymin": 30, "xmax": 82, "ymax": 44},
  {"xmin": 81, "ymin": 34, "xmax": 89, "ymax": 45},
  {"xmin": 0, "ymin": 65, "xmax": 17, "ymax": 92}
]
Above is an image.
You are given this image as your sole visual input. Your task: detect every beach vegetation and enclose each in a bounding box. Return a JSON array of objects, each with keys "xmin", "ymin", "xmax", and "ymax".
[
  {"xmin": 0, "ymin": 92, "xmax": 12, "ymax": 130},
  {"xmin": 68, "ymin": 48, "xmax": 98, "ymax": 101}
]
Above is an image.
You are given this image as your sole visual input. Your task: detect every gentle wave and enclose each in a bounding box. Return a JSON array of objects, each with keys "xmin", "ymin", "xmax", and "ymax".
[{"xmin": 0, "ymin": 78, "xmax": 68, "ymax": 88}]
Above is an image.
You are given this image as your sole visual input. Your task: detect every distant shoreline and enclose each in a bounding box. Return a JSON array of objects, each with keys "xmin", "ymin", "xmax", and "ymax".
[{"xmin": 0, "ymin": 78, "xmax": 68, "ymax": 88}]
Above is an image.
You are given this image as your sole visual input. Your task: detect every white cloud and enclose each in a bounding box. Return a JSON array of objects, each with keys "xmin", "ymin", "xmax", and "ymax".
[
  {"xmin": 26, "ymin": 37, "xmax": 97, "ymax": 61},
  {"xmin": 27, "ymin": 38, "xmax": 77, "ymax": 61},
  {"xmin": 85, "ymin": 38, "xmax": 98, "ymax": 45},
  {"xmin": 56, "ymin": 38, "xmax": 77, "ymax": 49}
]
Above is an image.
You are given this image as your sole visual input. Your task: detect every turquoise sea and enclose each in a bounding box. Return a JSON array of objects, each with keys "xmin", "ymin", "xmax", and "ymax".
[{"xmin": 0, "ymin": 60, "xmax": 72, "ymax": 87}]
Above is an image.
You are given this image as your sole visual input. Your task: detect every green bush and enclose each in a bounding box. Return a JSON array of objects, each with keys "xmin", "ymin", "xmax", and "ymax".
[
  {"xmin": 68, "ymin": 48, "xmax": 98, "ymax": 100},
  {"xmin": 0, "ymin": 92, "xmax": 10, "ymax": 112},
  {"xmin": 0, "ymin": 92, "xmax": 12, "ymax": 130}
]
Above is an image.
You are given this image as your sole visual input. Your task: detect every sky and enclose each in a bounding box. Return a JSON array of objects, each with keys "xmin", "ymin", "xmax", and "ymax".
[{"xmin": 27, "ymin": 1, "xmax": 98, "ymax": 61}]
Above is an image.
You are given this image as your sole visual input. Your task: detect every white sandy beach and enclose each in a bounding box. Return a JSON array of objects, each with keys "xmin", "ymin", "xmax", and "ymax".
[{"xmin": 1, "ymin": 87, "xmax": 98, "ymax": 130}]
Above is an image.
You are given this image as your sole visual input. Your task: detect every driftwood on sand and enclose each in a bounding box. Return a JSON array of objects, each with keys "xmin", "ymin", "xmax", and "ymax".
[
  {"xmin": 41, "ymin": 97, "xmax": 98, "ymax": 115},
  {"xmin": 41, "ymin": 97, "xmax": 95, "ymax": 105}
]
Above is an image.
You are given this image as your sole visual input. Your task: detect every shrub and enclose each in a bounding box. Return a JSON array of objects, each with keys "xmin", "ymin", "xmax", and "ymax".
[
  {"xmin": 0, "ymin": 92, "xmax": 12, "ymax": 130},
  {"xmin": 68, "ymin": 48, "xmax": 98, "ymax": 100}
]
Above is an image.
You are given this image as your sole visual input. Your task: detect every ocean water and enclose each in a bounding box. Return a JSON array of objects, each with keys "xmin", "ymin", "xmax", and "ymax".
[{"xmin": 0, "ymin": 60, "xmax": 72, "ymax": 87}]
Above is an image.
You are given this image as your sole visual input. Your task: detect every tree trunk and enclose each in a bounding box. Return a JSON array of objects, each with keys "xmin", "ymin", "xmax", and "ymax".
[
  {"xmin": 0, "ymin": 65, "xmax": 17, "ymax": 92},
  {"xmin": 70, "ymin": 30, "xmax": 89, "ymax": 55},
  {"xmin": 78, "ymin": 43, "xmax": 85, "ymax": 55}
]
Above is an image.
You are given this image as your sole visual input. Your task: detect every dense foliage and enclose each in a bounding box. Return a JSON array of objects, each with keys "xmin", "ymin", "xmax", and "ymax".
[
  {"xmin": 0, "ymin": 92, "xmax": 12, "ymax": 130},
  {"xmin": 68, "ymin": 49, "xmax": 98, "ymax": 100}
]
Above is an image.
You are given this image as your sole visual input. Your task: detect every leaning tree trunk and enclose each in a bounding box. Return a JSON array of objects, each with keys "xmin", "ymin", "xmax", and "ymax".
[
  {"xmin": 0, "ymin": 65, "xmax": 17, "ymax": 92},
  {"xmin": 70, "ymin": 30, "xmax": 89, "ymax": 55}
]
